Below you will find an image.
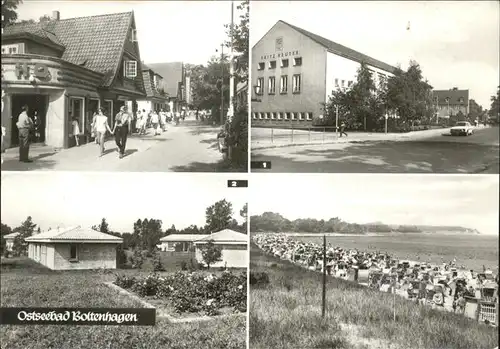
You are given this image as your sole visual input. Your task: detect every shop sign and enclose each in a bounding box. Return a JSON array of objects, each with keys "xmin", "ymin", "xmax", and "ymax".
[
  {"xmin": 15, "ymin": 62, "xmax": 51, "ymax": 80},
  {"xmin": 260, "ymin": 50, "xmax": 300, "ymax": 60}
]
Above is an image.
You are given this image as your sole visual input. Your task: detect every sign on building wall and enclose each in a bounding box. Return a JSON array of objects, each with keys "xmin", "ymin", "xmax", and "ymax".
[
  {"xmin": 260, "ymin": 50, "xmax": 300, "ymax": 61},
  {"xmin": 1, "ymin": 62, "xmax": 53, "ymax": 82},
  {"xmin": 275, "ymin": 37, "xmax": 283, "ymax": 51}
]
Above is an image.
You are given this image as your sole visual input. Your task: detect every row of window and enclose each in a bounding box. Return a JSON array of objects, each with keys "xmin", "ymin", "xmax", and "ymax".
[
  {"xmin": 252, "ymin": 111, "xmax": 313, "ymax": 121},
  {"xmin": 257, "ymin": 57, "xmax": 302, "ymax": 71},
  {"xmin": 255, "ymin": 74, "xmax": 302, "ymax": 95}
]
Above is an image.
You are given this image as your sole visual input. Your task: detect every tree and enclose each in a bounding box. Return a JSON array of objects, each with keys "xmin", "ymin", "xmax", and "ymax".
[
  {"xmin": 224, "ymin": 0, "xmax": 249, "ymax": 83},
  {"xmin": 468, "ymin": 99, "xmax": 483, "ymax": 121},
  {"xmin": 133, "ymin": 218, "xmax": 163, "ymax": 252},
  {"xmin": 201, "ymin": 240, "xmax": 222, "ymax": 269},
  {"xmin": 18, "ymin": 14, "xmax": 52, "ymax": 25},
  {"xmin": 489, "ymin": 86, "xmax": 499, "ymax": 121},
  {"xmin": 1, "ymin": 0, "xmax": 22, "ymax": 28},
  {"xmin": 240, "ymin": 203, "xmax": 248, "ymax": 224},
  {"xmin": 0, "ymin": 223, "xmax": 12, "ymax": 255},
  {"xmin": 205, "ymin": 199, "xmax": 233, "ymax": 233},
  {"xmin": 12, "ymin": 216, "xmax": 37, "ymax": 256},
  {"xmin": 384, "ymin": 61, "xmax": 434, "ymax": 127}
]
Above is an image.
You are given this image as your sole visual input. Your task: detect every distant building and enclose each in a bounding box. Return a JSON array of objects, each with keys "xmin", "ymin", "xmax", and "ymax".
[
  {"xmin": 3, "ymin": 232, "xmax": 19, "ymax": 252},
  {"xmin": 236, "ymin": 81, "xmax": 248, "ymax": 109},
  {"xmin": 251, "ymin": 20, "xmax": 396, "ymax": 127},
  {"xmin": 1, "ymin": 10, "xmax": 147, "ymax": 149},
  {"xmin": 25, "ymin": 226, "xmax": 123, "ymax": 270},
  {"xmin": 137, "ymin": 63, "xmax": 168, "ymax": 113},
  {"xmin": 432, "ymin": 88, "xmax": 469, "ymax": 119},
  {"xmin": 158, "ymin": 234, "xmax": 209, "ymax": 252},
  {"xmin": 194, "ymin": 229, "xmax": 248, "ymax": 268},
  {"xmin": 147, "ymin": 62, "xmax": 185, "ymax": 112}
]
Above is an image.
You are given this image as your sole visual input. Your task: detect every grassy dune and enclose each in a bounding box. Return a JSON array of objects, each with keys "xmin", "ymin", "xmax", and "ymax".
[
  {"xmin": 250, "ymin": 244, "xmax": 498, "ymax": 349},
  {"xmin": 0, "ymin": 258, "xmax": 245, "ymax": 349}
]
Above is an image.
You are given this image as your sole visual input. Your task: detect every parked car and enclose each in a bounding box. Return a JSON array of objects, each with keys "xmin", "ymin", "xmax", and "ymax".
[{"xmin": 450, "ymin": 121, "xmax": 474, "ymax": 136}]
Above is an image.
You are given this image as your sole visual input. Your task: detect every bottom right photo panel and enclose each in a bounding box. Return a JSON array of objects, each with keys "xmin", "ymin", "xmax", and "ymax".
[{"xmin": 249, "ymin": 174, "xmax": 499, "ymax": 349}]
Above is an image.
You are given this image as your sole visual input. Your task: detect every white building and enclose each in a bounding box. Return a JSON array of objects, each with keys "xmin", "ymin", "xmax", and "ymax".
[{"xmin": 194, "ymin": 229, "xmax": 248, "ymax": 269}]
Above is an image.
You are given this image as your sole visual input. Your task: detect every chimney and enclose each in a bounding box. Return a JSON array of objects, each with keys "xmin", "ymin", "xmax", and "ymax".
[
  {"xmin": 51, "ymin": 11, "xmax": 60, "ymax": 21},
  {"xmin": 452, "ymin": 87, "xmax": 458, "ymax": 91}
]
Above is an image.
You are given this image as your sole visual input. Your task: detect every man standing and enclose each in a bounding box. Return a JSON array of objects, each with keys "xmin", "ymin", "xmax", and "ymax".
[
  {"xmin": 16, "ymin": 105, "xmax": 34, "ymax": 162},
  {"xmin": 112, "ymin": 106, "xmax": 131, "ymax": 159}
]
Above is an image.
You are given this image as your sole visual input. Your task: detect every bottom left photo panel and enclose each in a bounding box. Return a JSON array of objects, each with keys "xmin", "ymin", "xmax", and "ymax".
[{"xmin": 0, "ymin": 172, "xmax": 248, "ymax": 349}]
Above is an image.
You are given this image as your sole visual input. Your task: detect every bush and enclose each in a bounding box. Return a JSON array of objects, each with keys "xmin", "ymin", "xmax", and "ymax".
[
  {"xmin": 250, "ymin": 271, "xmax": 270, "ymax": 287},
  {"xmin": 180, "ymin": 261, "xmax": 188, "ymax": 271}
]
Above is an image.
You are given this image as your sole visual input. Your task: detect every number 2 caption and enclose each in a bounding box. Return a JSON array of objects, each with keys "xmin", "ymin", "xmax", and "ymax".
[{"xmin": 228, "ymin": 180, "xmax": 248, "ymax": 188}]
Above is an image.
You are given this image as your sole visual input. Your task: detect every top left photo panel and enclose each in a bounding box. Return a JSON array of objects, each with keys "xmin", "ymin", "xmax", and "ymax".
[{"xmin": 1, "ymin": 0, "xmax": 249, "ymax": 172}]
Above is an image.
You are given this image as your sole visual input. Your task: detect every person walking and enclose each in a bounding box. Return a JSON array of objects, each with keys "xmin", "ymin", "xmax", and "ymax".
[
  {"xmin": 150, "ymin": 110, "xmax": 160, "ymax": 136},
  {"xmin": 112, "ymin": 106, "xmax": 131, "ymax": 159},
  {"xmin": 339, "ymin": 121, "xmax": 348, "ymax": 137},
  {"xmin": 91, "ymin": 112, "xmax": 98, "ymax": 144},
  {"xmin": 94, "ymin": 107, "xmax": 113, "ymax": 157},
  {"xmin": 71, "ymin": 116, "xmax": 81, "ymax": 146},
  {"xmin": 16, "ymin": 105, "xmax": 34, "ymax": 162}
]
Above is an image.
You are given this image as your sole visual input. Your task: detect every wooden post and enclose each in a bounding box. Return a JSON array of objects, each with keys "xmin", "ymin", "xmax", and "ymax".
[
  {"xmin": 271, "ymin": 128, "xmax": 274, "ymax": 143},
  {"xmin": 291, "ymin": 123, "xmax": 294, "ymax": 143},
  {"xmin": 322, "ymin": 234, "xmax": 326, "ymax": 317},
  {"xmin": 308, "ymin": 127, "xmax": 311, "ymax": 142}
]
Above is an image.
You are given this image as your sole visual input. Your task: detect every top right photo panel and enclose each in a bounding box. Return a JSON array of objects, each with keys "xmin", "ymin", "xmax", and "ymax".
[{"xmin": 250, "ymin": 1, "xmax": 499, "ymax": 173}]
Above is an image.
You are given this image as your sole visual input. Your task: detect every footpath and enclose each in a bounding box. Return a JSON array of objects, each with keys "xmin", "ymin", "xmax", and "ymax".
[{"xmin": 251, "ymin": 127, "xmax": 453, "ymax": 150}]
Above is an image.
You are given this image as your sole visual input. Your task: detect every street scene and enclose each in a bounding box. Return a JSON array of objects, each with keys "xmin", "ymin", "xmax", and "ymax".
[
  {"xmin": 251, "ymin": 124, "xmax": 499, "ymax": 173},
  {"xmin": 1, "ymin": 0, "xmax": 249, "ymax": 172},
  {"xmin": 249, "ymin": 174, "xmax": 499, "ymax": 349},
  {"xmin": 250, "ymin": 1, "xmax": 499, "ymax": 173}
]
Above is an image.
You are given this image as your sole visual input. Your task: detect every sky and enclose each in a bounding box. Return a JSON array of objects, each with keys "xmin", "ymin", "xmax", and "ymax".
[
  {"xmin": 250, "ymin": 1, "xmax": 499, "ymax": 109},
  {"xmin": 16, "ymin": 0, "xmax": 240, "ymax": 65},
  {"xmin": 250, "ymin": 174, "xmax": 499, "ymax": 235},
  {"xmin": 1, "ymin": 173, "xmax": 247, "ymax": 233}
]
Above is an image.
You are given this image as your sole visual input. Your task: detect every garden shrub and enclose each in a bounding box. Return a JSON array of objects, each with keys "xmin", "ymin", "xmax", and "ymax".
[{"xmin": 250, "ymin": 271, "xmax": 270, "ymax": 287}]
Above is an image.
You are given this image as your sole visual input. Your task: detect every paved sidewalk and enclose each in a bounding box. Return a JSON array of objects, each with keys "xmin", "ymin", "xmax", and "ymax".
[
  {"xmin": 1, "ymin": 121, "xmax": 226, "ymax": 172},
  {"xmin": 251, "ymin": 127, "xmax": 453, "ymax": 150}
]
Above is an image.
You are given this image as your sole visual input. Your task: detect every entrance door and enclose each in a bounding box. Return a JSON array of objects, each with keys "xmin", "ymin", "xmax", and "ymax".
[{"xmin": 11, "ymin": 94, "xmax": 49, "ymax": 146}]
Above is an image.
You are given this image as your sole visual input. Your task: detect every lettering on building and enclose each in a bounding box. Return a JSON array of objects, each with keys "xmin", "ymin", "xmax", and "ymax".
[
  {"xmin": 14, "ymin": 62, "xmax": 51, "ymax": 80},
  {"xmin": 260, "ymin": 50, "xmax": 300, "ymax": 60}
]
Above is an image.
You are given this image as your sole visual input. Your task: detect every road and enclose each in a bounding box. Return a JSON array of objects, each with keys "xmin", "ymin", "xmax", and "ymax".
[
  {"xmin": 1, "ymin": 117, "xmax": 242, "ymax": 172},
  {"xmin": 251, "ymin": 126, "xmax": 499, "ymax": 173}
]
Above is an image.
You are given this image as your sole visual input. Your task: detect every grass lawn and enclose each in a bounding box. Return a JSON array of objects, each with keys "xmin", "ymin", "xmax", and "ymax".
[
  {"xmin": 1, "ymin": 258, "xmax": 246, "ymax": 349},
  {"xmin": 250, "ymin": 244, "xmax": 499, "ymax": 349}
]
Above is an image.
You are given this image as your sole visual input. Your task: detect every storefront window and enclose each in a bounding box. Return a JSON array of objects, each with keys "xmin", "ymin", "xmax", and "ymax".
[{"xmin": 104, "ymin": 100, "xmax": 113, "ymax": 125}]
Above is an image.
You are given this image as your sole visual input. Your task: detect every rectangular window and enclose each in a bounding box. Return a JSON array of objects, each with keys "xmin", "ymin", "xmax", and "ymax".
[
  {"xmin": 291, "ymin": 112, "xmax": 297, "ymax": 120},
  {"xmin": 270, "ymin": 112, "xmax": 276, "ymax": 119},
  {"xmin": 277, "ymin": 112, "xmax": 282, "ymax": 120},
  {"xmin": 335, "ymin": 78, "xmax": 339, "ymax": 87},
  {"xmin": 269, "ymin": 61, "xmax": 277, "ymax": 69},
  {"xmin": 123, "ymin": 60, "xmax": 137, "ymax": 78},
  {"xmin": 281, "ymin": 59, "xmax": 289, "ymax": 68},
  {"xmin": 268, "ymin": 76, "xmax": 276, "ymax": 94},
  {"xmin": 348, "ymin": 81, "xmax": 353, "ymax": 87},
  {"xmin": 68, "ymin": 97, "xmax": 85, "ymax": 140},
  {"xmin": 252, "ymin": 112, "xmax": 256, "ymax": 119},
  {"xmin": 257, "ymin": 62, "xmax": 265, "ymax": 71},
  {"xmin": 285, "ymin": 112, "xmax": 291, "ymax": 120},
  {"xmin": 1, "ymin": 44, "xmax": 24, "ymax": 54},
  {"xmin": 280, "ymin": 75, "xmax": 288, "ymax": 94},
  {"xmin": 293, "ymin": 57, "xmax": 302, "ymax": 66},
  {"xmin": 307, "ymin": 112, "xmax": 313, "ymax": 120},
  {"xmin": 341, "ymin": 80, "xmax": 345, "ymax": 87},
  {"xmin": 130, "ymin": 29, "xmax": 138, "ymax": 42},
  {"xmin": 298, "ymin": 112, "xmax": 304, "ymax": 120},
  {"xmin": 70, "ymin": 245, "xmax": 78, "ymax": 260},
  {"xmin": 104, "ymin": 100, "xmax": 113, "ymax": 125},
  {"xmin": 292, "ymin": 74, "xmax": 301, "ymax": 93},
  {"xmin": 256, "ymin": 77, "xmax": 264, "ymax": 95}
]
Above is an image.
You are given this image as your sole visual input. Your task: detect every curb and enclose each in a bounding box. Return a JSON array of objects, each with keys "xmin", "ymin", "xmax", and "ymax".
[{"xmin": 104, "ymin": 282, "xmax": 245, "ymax": 324}]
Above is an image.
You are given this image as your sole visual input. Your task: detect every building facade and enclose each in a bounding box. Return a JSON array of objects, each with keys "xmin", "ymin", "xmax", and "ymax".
[
  {"xmin": 3, "ymin": 232, "xmax": 19, "ymax": 252},
  {"xmin": 1, "ymin": 10, "xmax": 146, "ymax": 149},
  {"xmin": 432, "ymin": 88, "xmax": 469, "ymax": 119},
  {"xmin": 147, "ymin": 62, "xmax": 185, "ymax": 112},
  {"xmin": 25, "ymin": 226, "xmax": 123, "ymax": 270},
  {"xmin": 194, "ymin": 229, "xmax": 248, "ymax": 269},
  {"xmin": 137, "ymin": 64, "xmax": 168, "ymax": 113},
  {"xmin": 251, "ymin": 20, "xmax": 396, "ymax": 127}
]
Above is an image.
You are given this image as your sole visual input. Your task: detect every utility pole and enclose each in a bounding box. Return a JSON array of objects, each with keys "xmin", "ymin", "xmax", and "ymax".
[
  {"xmin": 228, "ymin": 0, "xmax": 235, "ymax": 123},
  {"xmin": 220, "ymin": 43, "xmax": 224, "ymax": 126},
  {"xmin": 322, "ymin": 234, "xmax": 326, "ymax": 318},
  {"xmin": 335, "ymin": 105, "xmax": 339, "ymax": 139}
]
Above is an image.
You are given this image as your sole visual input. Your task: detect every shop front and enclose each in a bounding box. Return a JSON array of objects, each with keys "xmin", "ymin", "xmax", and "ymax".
[{"xmin": 1, "ymin": 55, "xmax": 144, "ymax": 149}]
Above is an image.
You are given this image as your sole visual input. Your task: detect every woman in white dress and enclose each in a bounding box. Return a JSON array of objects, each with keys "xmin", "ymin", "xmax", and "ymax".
[{"xmin": 71, "ymin": 116, "xmax": 80, "ymax": 146}]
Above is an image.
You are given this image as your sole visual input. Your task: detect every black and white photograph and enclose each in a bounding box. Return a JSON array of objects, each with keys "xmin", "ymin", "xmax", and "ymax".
[
  {"xmin": 1, "ymin": 172, "xmax": 248, "ymax": 349},
  {"xmin": 249, "ymin": 174, "xmax": 499, "ymax": 349},
  {"xmin": 250, "ymin": 1, "xmax": 499, "ymax": 173},
  {"xmin": 1, "ymin": 0, "xmax": 249, "ymax": 172}
]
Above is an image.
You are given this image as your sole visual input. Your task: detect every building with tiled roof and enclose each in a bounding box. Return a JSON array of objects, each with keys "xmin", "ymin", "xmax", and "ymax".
[
  {"xmin": 26, "ymin": 225, "xmax": 123, "ymax": 270},
  {"xmin": 158, "ymin": 234, "xmax": 210, "ymax": 252},
  {"xmin": 146, "ymin": 62, "xmax": 185, "ymax": 112},
  {"xmin": 1, "ymin": 10, "xmax": 147, "ymax": 149},
  {"xmin": 251, "ymin": 20, "xmax": 397, "ymax": 127},
  {"xmin": 137, "ymin": 63, "xmax": 168, "ymax": 113},
  {"xmin": 3, "ymin": 232, "xmax": 20, "ymax": 252},
  {"xmin": 194, "ymin": 229, "xmax": 248, "ymax": 268},
  {"xmin": 432, "ymin": 88, "xmax": 469, "ymax": 119}
]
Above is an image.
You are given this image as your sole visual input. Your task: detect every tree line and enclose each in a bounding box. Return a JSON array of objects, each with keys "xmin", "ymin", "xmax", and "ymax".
[
  {"xmin": 250, "ymin": 212, "xmax": 423, "ymax": 234},
  {"xmin": 320, "ymin": 60, "xmax": 499, "ymax": 131}
]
